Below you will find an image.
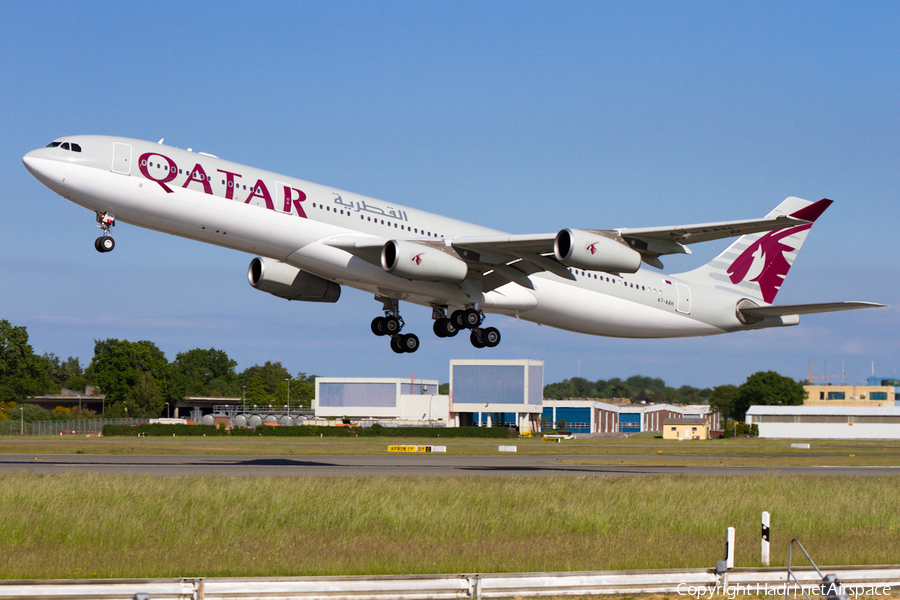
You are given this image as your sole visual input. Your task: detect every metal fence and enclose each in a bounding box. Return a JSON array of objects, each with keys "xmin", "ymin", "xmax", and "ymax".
[
  {"xmin": 0, "ymin": 565, "xmax": 896, "ymax": 600},
  {"xmin": 1, "ymin": 418, "xmax": 149, "ymax": 437}
]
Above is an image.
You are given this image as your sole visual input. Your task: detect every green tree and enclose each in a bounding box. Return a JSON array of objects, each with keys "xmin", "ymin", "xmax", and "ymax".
[
  {"xmin": 708, "ymin": 384, "xmax": 740, "ymax": 421},
  {"xmin": 734, "ymin": 371, "xmax": 806, "ymax": 420},
  {"xmin": 86, "ymin": 339, "xmax": 169, "ymax": 413},
  {"xmin": 290, "ymin": 372, "xmax": 317, "ymax": 405},
  {"xmin": 0, "ymin": 320, "xmax": 51, "ymax": 403},
  {"xmin": 170, "ymin": 348, "xmax": 238, "ymax": 399},
  {"xmin": 240, "ymin": 361, "xmax": 291, "ymax": 406},
  {"xmin": 127, "ymin": 372, "xmax": 165, "ymax": 417}
]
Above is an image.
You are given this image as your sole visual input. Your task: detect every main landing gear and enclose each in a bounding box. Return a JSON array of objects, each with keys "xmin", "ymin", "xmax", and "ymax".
[
  {"xmin": 371, "ymin": 297, "xmax": 420, "ymax": 354},
  {"xmin": 94, "ymin": 212, "xmax": 116, "ymax": 253},
  {"xmin": 435, "ymin": 306, "xmax": 501, "ymax": 349},
  {"xmin": 371, "ymin": 300, "xmax": 501, "ymax": 353}
]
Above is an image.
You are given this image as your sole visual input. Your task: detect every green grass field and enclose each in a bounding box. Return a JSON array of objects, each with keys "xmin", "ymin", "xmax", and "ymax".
[
  {"xmin": 0, "ymin": 436, "xmax": 898, "ymax": 580},
  {"xmin": 0, "ymin": 471, "xmax": 898, "ymax": 579}
]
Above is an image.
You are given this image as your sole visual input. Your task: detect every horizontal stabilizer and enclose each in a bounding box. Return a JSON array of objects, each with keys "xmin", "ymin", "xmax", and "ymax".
[{"xmin": 739, "ymin": 301, "xmax": 885, "ymax": 319}]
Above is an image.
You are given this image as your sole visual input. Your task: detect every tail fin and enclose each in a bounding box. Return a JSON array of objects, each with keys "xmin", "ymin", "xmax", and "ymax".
[{"xmin": 675, "ymin": 197, "xmax": 832, "ymax": 304}]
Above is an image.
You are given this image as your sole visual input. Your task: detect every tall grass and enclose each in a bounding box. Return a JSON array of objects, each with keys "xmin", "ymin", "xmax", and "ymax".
[{"xmin": 0, "ymin": 474, "xmax": 897, "ymax": 579}]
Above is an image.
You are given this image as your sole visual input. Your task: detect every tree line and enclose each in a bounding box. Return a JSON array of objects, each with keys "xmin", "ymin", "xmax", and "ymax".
[
  {"xmin": 2, "ymin": 319, "xmax": 805, "ymax": 422},
  {"xmin": 0, "ymin": 319, "xmax": 315, "ymax": 420},
  {"xmin": 541, "ymin": 372, "xmax": 805, "ymax": 421}
]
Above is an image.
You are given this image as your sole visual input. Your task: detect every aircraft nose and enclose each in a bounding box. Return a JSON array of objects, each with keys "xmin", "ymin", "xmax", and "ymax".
[{"xmin": 22, "ymin": 149, "xmax": 47, "ymax": 175}]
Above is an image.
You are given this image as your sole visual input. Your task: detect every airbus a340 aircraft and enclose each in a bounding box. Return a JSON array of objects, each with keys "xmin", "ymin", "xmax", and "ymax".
[{"xmin": 23, "ymin": 136, "xmax": 882, "ymax": 354}]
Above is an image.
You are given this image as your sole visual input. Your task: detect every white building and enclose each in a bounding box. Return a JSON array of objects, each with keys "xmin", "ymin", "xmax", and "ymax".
[
  {"xmin": 746, "ymin": 405, "xmax": 900, "ymax": 439},
  {"xmin": 314, "ymin": 378, "xmax": 446, "ymax": 424},
  {"xmin": 449, "ymin": 359, "xmax": 544, "ymax": 432}
]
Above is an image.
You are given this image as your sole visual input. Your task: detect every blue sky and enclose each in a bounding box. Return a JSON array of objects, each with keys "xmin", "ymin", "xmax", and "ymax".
[{"xmin": 2, "ymin": 1, "xmax": 898, "ymax": 389}]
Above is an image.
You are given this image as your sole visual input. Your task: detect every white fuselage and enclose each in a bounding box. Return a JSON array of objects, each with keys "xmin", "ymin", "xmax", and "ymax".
[{"xmin": 23, "ymin": 135, "xmax": 788, "ymax": 341}]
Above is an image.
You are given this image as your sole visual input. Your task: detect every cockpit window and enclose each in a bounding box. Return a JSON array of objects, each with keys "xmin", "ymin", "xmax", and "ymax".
[{"xmin": 44, "ymin": 141, "xmax": 82, "ymax": 152}]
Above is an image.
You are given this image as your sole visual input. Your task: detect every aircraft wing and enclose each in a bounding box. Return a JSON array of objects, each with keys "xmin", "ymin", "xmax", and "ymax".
[
  {"xmin": 616, "ymin": 215, "xmax": 811, "ymax": 252},
  {"xmin": 738, "ymin": 301, "xmax": 885, "ymax": 319},
  {"xmin": 321, "ymin": 214, "xmax": 817, "ymax": 293},
  {"xmin": 449, "ymin": 214, "xmax": 812, "ymax": 289}
]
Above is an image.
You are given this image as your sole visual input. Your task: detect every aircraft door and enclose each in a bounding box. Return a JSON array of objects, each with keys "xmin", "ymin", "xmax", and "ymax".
[
  {"xmin": 675, "ymin": 283, "xmax": 691, "ymax": 315},
  {"xmin": 111, "ymin": 142, "xmax": 132, "ymax": 175}
]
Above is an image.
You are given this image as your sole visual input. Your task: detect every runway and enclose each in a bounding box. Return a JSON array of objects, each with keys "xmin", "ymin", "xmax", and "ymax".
[{"xmin": 2, "ymin": 454, "xmax": 898, "ymax": 477}]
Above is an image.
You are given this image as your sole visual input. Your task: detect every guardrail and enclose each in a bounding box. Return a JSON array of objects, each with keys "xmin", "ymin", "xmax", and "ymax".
[{"xmin": 0, "ymin": 565, "xmax": 896, "ymax": 599}]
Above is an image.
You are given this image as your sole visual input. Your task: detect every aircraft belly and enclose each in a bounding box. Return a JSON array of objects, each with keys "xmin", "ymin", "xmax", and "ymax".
[{"xmin": 525, "ymin": 278, "xmax": 725, "ymax": 338}]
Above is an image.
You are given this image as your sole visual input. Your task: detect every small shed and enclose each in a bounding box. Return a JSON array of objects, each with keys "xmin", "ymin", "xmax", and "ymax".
[{"xmin": 663, "ymin": 417, "xmax": 709, "ymax": 440}]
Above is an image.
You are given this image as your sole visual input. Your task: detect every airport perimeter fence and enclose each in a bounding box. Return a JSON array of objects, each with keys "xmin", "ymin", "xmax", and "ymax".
[{"xmin": 1, "ymin": 418, "xmax": 149, "ymax": 437}]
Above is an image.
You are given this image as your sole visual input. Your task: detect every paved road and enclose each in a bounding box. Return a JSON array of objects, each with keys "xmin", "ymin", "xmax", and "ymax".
[{"xmin": 1, "ymin": 454, "xmax": 898, "ymax": 476}]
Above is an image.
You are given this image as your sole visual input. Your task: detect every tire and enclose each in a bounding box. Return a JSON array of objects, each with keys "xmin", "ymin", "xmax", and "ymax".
[
  {"xmin": 470, "ymin": 329, "xmax": 486, "ymax": 348},
  {"xmin": 384, "ymin": 316, "xmax": 401, "ymax": 334},
  {"xmin": 433, "ymin": 319, "xmax": 446, "ymax": 338},
  {"xmin": 390, "ymin": 336, "xmax": 405, "ymax": 354},
  {"xmin": 483, "ymin": 327, "xmax": 501, "ymax": 347},
  {"xmin": 443, "ymin": 318, "xmax": 459, "ymax": 337},
  {"xmin": 463, "ymin": 308, "xmax": 481, "ymax": 329},
  {"xmin": 94, "ymin": 238, "xmax": 104, "ymax": 252},
  {"xmin": 451, "ymin": 309, "xmax": 466, "ymax": 328},
  {"xmin": 99, "ymin": 237, "xmax": 115, "ymax": 252},
  {"xmin": 401, "ymin": 333, "xmax": 419, "ymax": 353},
  {"xmin": 371, "ymin": 317, "xmax": 386, "ymax": 336}
]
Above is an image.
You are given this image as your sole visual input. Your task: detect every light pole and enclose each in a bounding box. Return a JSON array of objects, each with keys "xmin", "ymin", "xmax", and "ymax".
[
  {"xmin": 165, "ymin": 402, "xmax": 170, "ymax": 419},
  {"xmin": 242, "ymin": 386, "xmax": 246, "ymax": 415},
  {"xmin": 285, "ymin": 378, "xmax": 291, "ymax": 411},
  {"xmin": 20, "ymin": 406, "xmax": 24, "ymax": 436}
]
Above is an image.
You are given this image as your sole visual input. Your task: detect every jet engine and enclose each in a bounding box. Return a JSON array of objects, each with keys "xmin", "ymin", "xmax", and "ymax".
[
  {"xmin": 381, "ymin": 240, "xmax": 469, "ymax": 283},
  {"xmin": 554, "ymin": 229, "xmax": 642, "ymax": 273},
  {"xmin": 248, "ymin": 257, "xmax": 341, "ymax": 302}
]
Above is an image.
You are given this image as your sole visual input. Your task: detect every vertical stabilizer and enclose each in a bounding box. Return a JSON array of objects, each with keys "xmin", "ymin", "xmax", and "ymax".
[{"xmin": 674, "ymin": 197, "xmax": 832, "ymax": 304}]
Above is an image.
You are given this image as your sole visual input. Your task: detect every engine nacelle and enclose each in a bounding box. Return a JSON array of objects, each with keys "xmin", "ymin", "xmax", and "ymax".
[
  {"xmin": 554, "ymin": 229, "xmax": 642, "ymax": 273},
  {"xmin": 248, "ymin": 257, "xmax": 341, "ymax": 303},
  {"xmin": 381, "ymin": 240, "xmax": 469, "ymax": 283}
]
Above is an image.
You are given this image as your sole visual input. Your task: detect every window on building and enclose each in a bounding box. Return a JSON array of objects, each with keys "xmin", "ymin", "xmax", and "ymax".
[{"xmin": 826, "ymin": 391, "xmax": 846, "ymax": 400}]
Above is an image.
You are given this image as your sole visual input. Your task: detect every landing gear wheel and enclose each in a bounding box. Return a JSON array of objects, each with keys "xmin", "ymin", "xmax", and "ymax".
[
  {"xmin": 371, "ymin": 317, "xmax": 387, "ymax": 336},
  {"xmin": 451, "ymin": 309, "xmax": 466, "ymax": 329},
  {"xmin": 482, "ymin": 327, "xmax": 501, "ymax": 348},
  {"xmin": 390, "ymin": 336, "xmax": 405, "ymax": 354},
  {"xmin": 470, "ymin": 329, "xmax": 486, "ymax": 348},
  {"xmin": 433, "ymin": 319, "xmax": 446, "ymax": 338},
  {"xmin": 384, "ymin": 316, "xmax": 402, "ymax": 335},
  {"xmin": 400, "ymin": 333, "xmax": 420, "ymax": 353},
  {"xmin": 462, "ymin": 308, "xmax": 481, "ymax": 329},
  {"xmin": 433, "ymin": 318, "xmax": 458, "ymax": 338},
  {"xmin": 95, "ymin": 237, "xmax": 115, "ymax": 253}
]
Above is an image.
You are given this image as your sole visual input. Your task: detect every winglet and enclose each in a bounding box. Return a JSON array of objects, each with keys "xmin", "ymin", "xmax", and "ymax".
[{"xmin": 790, "ymin": 198, "xmax": 832, "ymax": 223}]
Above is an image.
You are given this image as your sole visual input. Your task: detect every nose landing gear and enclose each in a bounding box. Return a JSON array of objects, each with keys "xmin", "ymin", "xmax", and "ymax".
[{"xmin": 95, "ymin": 212, "xmax": 116, "ymax": 253}]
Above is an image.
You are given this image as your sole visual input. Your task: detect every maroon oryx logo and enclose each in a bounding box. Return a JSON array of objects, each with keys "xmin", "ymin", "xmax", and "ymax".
[
  {"xmin": 586, "ymin": 242, "xmax": 598, "ymax": 255},
  {"xmin": 727, "ymin": 224, "xmax": 811, "ymax": 303},
  {"xmin": 411, "ymin": 252, "xmax": 425, "ymax": 266}
]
